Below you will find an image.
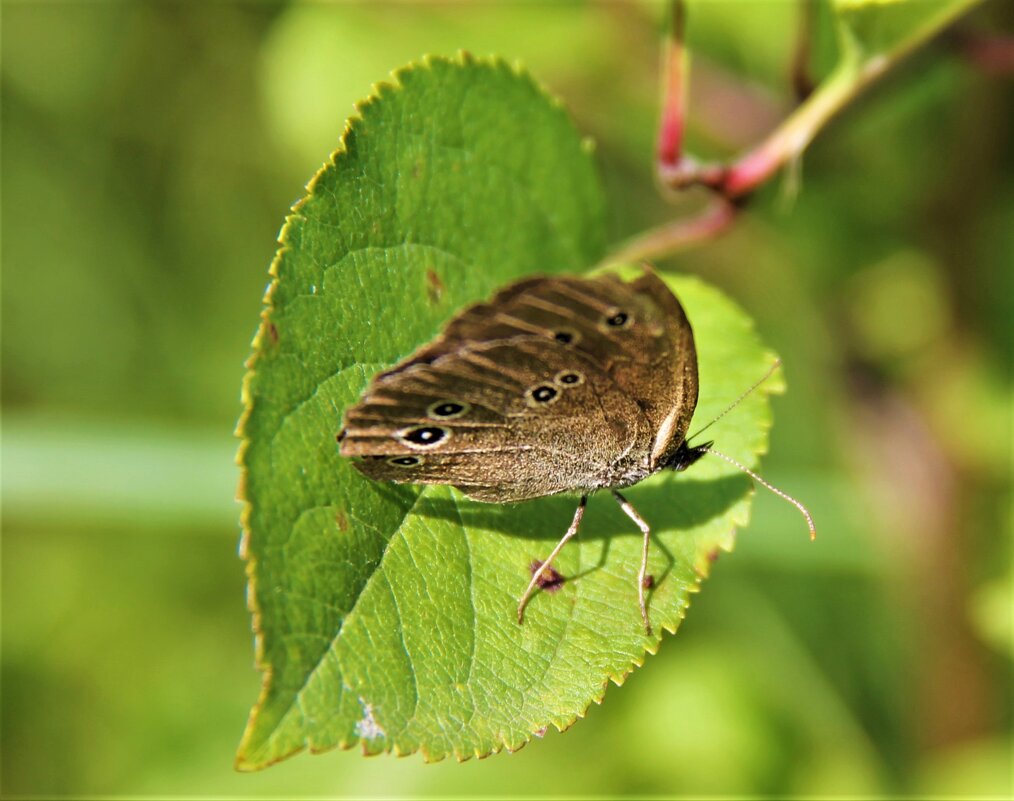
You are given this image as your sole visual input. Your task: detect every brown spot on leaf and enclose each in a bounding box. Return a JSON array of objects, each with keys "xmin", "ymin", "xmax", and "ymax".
[
  {"xmin": 425, "ymin": 268, "xmax": 445, "ymax": 304},
  {"xmin": 533, "ymin": 726, "xmax": 548, "ymax": 738},
  {"xmin": 336, "ymin": 510, "xmax": 350, "ymax": 533},
  {"xmin": 642, "ymin": 574, "xmax": 655, "ymax": 590},
  {"xmin": 530, "ymin": 560, "xmax": 564, "ymax": 592},
  {"xmin": 707, "ymin": 548, "xmax": 721, "ymax": 563},
  {"xmin": 267, "ymin": 322, "xmax": 279, "ymax": 344}
]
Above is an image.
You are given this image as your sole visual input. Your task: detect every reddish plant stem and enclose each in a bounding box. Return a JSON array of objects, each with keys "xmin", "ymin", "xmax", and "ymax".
[
  {"xmin": 604, "ymin": 197, "xmax": 739, "ymax": 266},
  {"xmin": 633, "ymin": 0, "xmax": 735, "ymax": 261},
  {"xmin": 655, "ymin": 0, "xmax": 730, "ymax": 191},
  {"xmin": 656, "ymin": 0, "xmax": 687, "ymax": 170}
]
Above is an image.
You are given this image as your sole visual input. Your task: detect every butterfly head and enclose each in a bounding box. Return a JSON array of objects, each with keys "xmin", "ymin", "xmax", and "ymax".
[{"xmin": 661, "ymin": 439, "xmax": 712, "ymax": 473}]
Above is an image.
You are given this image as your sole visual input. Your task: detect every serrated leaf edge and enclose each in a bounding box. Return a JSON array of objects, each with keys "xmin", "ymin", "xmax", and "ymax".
[{"xmin": 235, "ymin": 51, "xmax": 597, "ymax": 771}]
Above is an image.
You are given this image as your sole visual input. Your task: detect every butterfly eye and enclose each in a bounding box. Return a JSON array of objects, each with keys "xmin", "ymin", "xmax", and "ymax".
[
  {"xmin": 526, "ymin": 385, "xmax": 559, "ymax": 406},
  {"xmin": 604, "ymin": 310, "xmax": 631, "ymax": 328},
  {"xmin": 554, "ymin": 370, "xmax": 584, "ymax": 387},
  {"xmin": 400, "ymin": 426, "xmax": 450, "ymax": 449},
  {"xmin": 387, "ymin": 455, "xmax": 423, "ymax": 468},
  {"xmin": 427, "ymin": 400, "xmax": 470, "ymax": 420}
]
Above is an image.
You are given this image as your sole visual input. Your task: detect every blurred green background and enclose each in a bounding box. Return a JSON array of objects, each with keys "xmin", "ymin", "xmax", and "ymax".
[{"xmin": 2, "ymin": 1, "xmax": 1011, "ymax": 796}]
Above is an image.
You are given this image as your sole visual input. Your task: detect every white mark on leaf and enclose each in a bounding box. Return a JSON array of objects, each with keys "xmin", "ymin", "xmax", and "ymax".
[{"xmin": 355, "ymin": 697, "xmax": 385, "ymax": 740}]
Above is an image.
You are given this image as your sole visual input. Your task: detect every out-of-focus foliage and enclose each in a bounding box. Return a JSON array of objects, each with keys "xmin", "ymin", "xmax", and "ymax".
[{"xmin": 2, "ymin": 1, "xmax": 1010, "ymax": 797}]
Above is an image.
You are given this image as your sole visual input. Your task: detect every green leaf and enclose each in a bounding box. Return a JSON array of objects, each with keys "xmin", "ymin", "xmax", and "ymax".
[
  {"xmin": 237, "ymin": 55, "xmax": 781, "ymax": 768},
  {"xmin": 831, "ymin": 0, "xmax": 982, "ymax": 69}
]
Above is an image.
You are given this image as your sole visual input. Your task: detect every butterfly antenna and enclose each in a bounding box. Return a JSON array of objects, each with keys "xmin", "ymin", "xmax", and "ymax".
[
  {"xmin": 688, "ymin": 358, "xmax": 782, "ymax": 443},
  {"xmin": 701, "ymin": 445, "xmax": 816, "ymax": 541}
]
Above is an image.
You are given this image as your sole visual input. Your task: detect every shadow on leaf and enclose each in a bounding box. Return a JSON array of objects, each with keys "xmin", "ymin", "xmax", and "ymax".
[{"xmin": 414, "ymin": 473, "xmax": 752, "ymax": 542}]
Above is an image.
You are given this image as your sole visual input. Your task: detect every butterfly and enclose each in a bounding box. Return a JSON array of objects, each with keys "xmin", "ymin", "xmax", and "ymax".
[{"xmin": 338, "ymin": 266, "xmax": 813, "ymax": 633}]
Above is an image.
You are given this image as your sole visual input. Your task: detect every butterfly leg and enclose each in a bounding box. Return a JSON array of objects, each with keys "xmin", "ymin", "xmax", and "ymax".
[
  {"xmin": 517, "ymin": 495, "xmax": 587, "ymax": 624},
  {"xmin": 612, "ymin": 490, "xmax": 653, "ymax": 635}
]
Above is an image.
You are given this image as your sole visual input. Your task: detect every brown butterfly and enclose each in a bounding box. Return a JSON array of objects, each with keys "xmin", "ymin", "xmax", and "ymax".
[{"xmin": 339, "ymin": 266, "xmax": 813, "ymax": 633}]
